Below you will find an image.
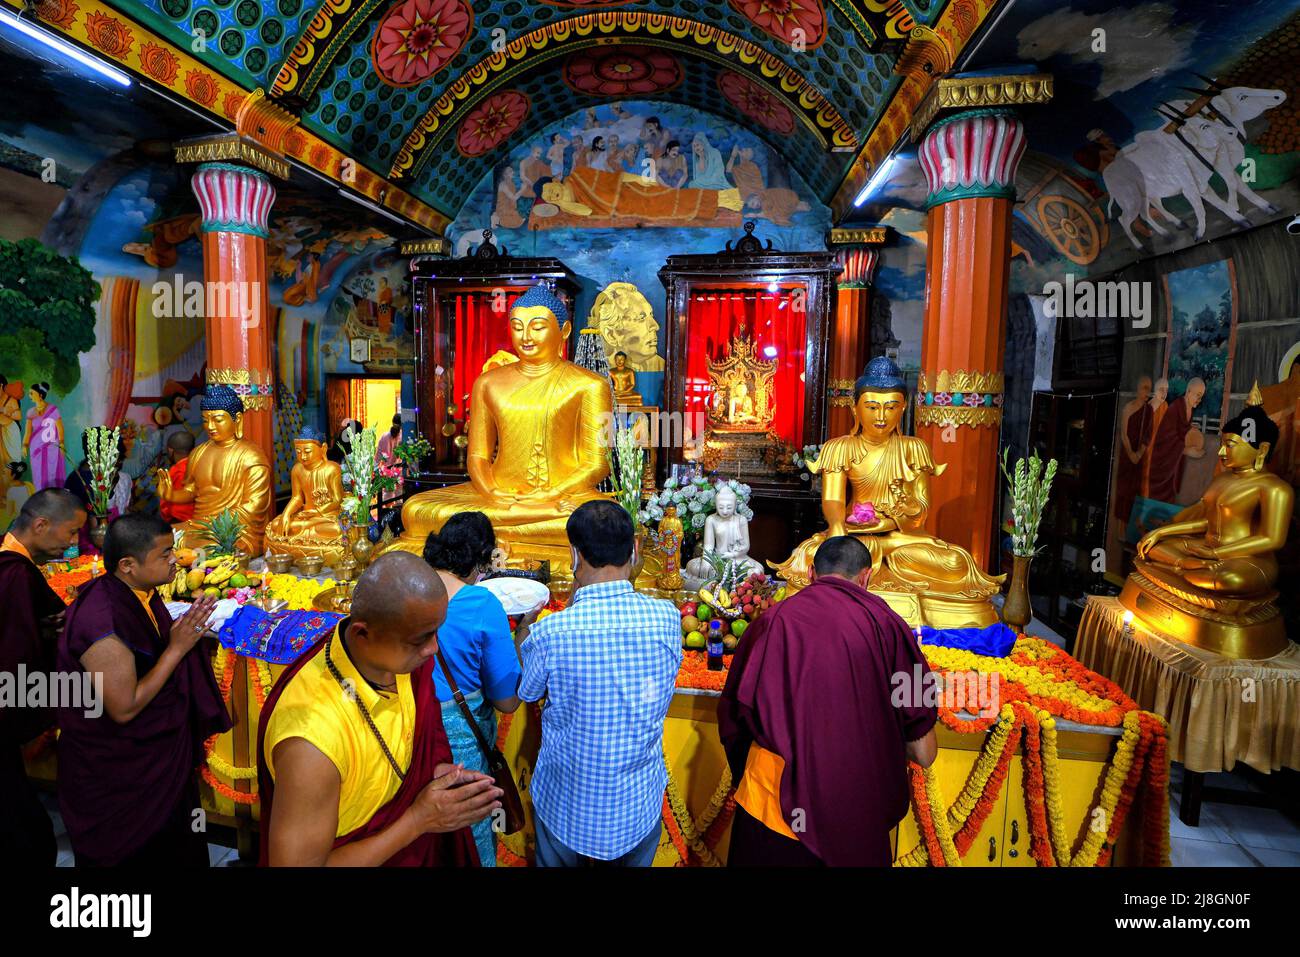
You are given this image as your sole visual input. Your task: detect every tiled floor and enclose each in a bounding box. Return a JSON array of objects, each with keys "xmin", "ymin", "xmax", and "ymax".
[{"xmin": 40, "ymin": 764, "xmax": 1300, "ymax": 867}]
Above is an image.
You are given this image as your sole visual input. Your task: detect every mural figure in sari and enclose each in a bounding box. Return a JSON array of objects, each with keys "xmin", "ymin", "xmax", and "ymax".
[
  {"xmin": 22, "ymin": 383, "xmax": 65, "ymax": 491},
  {"xmin": 689, "ymin": 133, "xmax": 733, "ymax": 190}
]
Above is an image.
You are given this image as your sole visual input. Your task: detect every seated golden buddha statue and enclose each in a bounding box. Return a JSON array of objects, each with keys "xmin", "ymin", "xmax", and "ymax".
[
  {"xmin": 156, "ymin": 384, "xmax": 272, "ymax": 555},
  {"xmin": 264, "ymin": 427, "xmax": 347, "ymax": 565},
  {"xmin": 610, "ymin": 350, "xmax": 643, "ymax": 406},
  {"xmin": 1121, "ymin": 385, "xmax": 1293, "ymax": 658},
  {"xmin": 771, "ymin": 357, "xmax": 1003, "ymax": 628},
  {"xmin": 396, "ymin": 285, "xmax": 613, "ymax": 575}
]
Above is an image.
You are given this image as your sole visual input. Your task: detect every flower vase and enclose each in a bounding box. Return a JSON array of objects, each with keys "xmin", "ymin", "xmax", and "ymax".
[
  {"xmin": 349, "ymin": 524, "xmax": 374, "ymax": 569},
  {"xmin": 1001, "ymin": 555, "xmax": 1033, "ymax": 633},
  {"xmin": 88, "ymin": 513, "xmax": 109, "ymax": 552}
]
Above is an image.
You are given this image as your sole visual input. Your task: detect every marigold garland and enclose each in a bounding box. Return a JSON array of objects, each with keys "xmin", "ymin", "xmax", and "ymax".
[{"xmin": 202, "ymin": 646, "xmax": 259, "ymax": 804}]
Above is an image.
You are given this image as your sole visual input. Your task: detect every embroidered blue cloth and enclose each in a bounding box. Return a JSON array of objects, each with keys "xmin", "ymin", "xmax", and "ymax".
[
  {"xmin": 917, "ymin": 622, "xmax": 1017, "ymax": 659},
  {"xmin": 217, "ymin": 605, "xmax": 344, "ymax": 664}
]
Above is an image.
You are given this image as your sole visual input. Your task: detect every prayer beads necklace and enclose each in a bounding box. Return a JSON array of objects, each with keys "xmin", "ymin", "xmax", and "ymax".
[{"xmin": 324, "ymin": 634, "xmax": 405, "ymax": 781}]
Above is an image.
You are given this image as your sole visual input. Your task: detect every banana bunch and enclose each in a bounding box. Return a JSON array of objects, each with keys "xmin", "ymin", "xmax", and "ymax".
[
  {"xmin": 698, "ymin": 586, "xmax": 734, "ymax": 612},
  {"xmin": 159, "ymin": 565, "xmax": 187, "ymax": 602},
  {"xmin": 203, "ymin": 557, "xmax": 240, "ymax": 587}
]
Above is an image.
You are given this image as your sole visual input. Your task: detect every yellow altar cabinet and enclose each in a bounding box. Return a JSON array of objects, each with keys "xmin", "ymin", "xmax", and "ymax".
[{"xmin": 497, "ymin": 686, "xmax": 1148, "ymax": 868}]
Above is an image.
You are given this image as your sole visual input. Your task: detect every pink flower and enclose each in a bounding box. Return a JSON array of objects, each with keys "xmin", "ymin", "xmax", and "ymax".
[
  {"xmin": 848, "ymin": 501, "xmax": 878, "ymax": 526},
  {"xmin": 934, "ymin": 392, "xmax": 952, "ymax": 406},
  {"xmin": 963, "ymin": 392, "xmax": 984, "ymax": 407},
  {"xmin": 563, "ymin": 46, "xmax": 682, "ymax": 97}
]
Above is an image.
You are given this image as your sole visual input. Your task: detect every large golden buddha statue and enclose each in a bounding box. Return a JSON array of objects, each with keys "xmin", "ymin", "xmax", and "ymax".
[
  {"xmin": 396, "ymin": 285, "xmax": 613, "ymax": 574},
  {"xmin": 264, "ymin": 428, "xmax": 347, "ymax": 565},
  {"xmin": 771, "ymin": 357, "xmax": 1003, "ymax": 628},
  {"xmin": 1121, "ymin": 385, "xmax": 1293, "ymax": 658},
  {"xmin": 156, "ymin": 385, "xmax": 272, "ymax": 555}
]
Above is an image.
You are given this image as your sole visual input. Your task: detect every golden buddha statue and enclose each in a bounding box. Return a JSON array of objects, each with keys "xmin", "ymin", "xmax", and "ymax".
[
  {"xmin": 156, "ymin": 384, "xmax": 272, "ymax": 555},
  {"xmin": 395, "ymin": 285, "xmax": 613, "ymax": 575},
  {"xmin": 610, "ymin": 351, "xmax": 643, "ymax": 406},
  {"xmin": 1121, "ymin": 385, "xmax": 1294, "ymax": 658},
  {"xmin": 264, "ymin": 428, "xmax": 347, "ymax": 565},
  {"xmin": 771, "ymin": 357, "xmax": 1003, "ymax": 628}
]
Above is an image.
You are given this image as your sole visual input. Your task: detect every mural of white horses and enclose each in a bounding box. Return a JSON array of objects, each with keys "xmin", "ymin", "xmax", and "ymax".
[{"xmin": 1103, "ymin": 76, "xmax": 1286, "ymax": 248}]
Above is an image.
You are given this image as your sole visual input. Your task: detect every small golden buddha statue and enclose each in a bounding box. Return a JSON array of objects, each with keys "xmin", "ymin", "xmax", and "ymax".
[
  {"xmin": 1121, "ymin": 385, "xmax": 1294, "ymax": 658},
  {"xmin": 264, "ymin": 428, "xmax": 347, "ymax": 566},
  {"xmin": 610, "ymin": 350, "xmax": 642, "ymax": 406},
  {"xmin": 728, "ymin": 381, "xmax": 758, "ymax": 424},
  {"xmin": 771, "ymin": 357, "xmax": 1003, "ymax": 628},
  {"xmin": 156, "ymin": 384, "xmax": 272, "ymax": 555},
  {"xmin": 654, "ymin": 504, "xmax": 685, "ymax": 591},
  {"xmin": 395, "ymin": 285, "xmax": 613, "ymax": 576}
]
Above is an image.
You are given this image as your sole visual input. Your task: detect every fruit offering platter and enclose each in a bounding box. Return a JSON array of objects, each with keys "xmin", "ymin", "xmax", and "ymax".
[
  {"xmin": 682, "ymin": 572, "xmax": 786, "ymax": 653},
  {"xmin": 160, "ymin": 551, "xmax": 270, "ymax": 605},
  {"xmin": 675, "ymin": 573, "xmax": 788, "ymax": 693}
]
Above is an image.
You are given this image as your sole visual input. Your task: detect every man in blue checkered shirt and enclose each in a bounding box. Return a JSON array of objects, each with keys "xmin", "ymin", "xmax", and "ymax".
[{"xmin": 518, "ymin": 500, "xmax": 682, "ymax": 866}]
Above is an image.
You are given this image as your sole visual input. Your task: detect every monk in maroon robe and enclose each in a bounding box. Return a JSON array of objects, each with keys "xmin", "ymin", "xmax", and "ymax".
[
  {"xmin": 57, "ymin": 514, "xmax": 227, "ymax": 867},
  {"xmin": 0, "ymin": 490, "xmax": 85, "ymax": 866},
  {"xmin": 258, "ymin": 552, "xmax": 497, "ymax": 866},
  {"xmin": 1113, "ymin": 377, "xmax": 1154, "ymax": 524},
  {"xmin": 1147, "ymin": 378, "xmax": 1207, "ymax": 502},
  {"xmin": 719, "ymin": 536, "xmax": 937, "ymax": 866}
]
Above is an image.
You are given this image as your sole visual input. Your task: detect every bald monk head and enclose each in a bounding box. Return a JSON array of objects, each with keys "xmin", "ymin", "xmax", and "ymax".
[{"xmin": 345, "ymin": 551, "xmax": 449, "ymax": 678}]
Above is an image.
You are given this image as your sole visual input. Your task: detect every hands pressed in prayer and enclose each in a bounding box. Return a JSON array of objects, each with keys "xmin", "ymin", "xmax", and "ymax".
[
  {"xmin": 169, "ymin": 593, "xmax": 218, "ymax": 655},
  {"xmin": 409, "ymin": 763, "xmax": 503, "ymax": 834}
]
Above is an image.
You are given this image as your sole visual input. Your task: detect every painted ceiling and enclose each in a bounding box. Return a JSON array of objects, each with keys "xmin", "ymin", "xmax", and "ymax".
[{"xmin": 12, "ymin": 0, "xmax": 998, "ymax": 228}]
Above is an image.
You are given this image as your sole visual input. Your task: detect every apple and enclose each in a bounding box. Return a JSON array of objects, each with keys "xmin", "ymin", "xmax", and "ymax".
[
  {"xmin": 681, "ymin": 601, "xmax": 698, "ymax": 618},
  {"xmin": 696, "ymin": 603, "xmax": 713, "ymax": 621}
]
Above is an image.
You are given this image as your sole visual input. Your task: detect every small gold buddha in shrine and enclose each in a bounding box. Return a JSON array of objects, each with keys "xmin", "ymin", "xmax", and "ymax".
[
  {"xmin": 728, "ymin": 381, "xmax": 758, "ymax": 424},
  {"xmin": 1121, "ymin": 384, "xmax": 1293, "ymax": 658},
  {"xmin": 156, "ymin": 384, "xmax": 272, "ymax": 555},
  {"xmin": 396, "ymin": 285, "xmax": 613, "ymax": 575},
  {"xmin": 771, "ymin": 357, "xmax": 1003, "ymax": 628},
  {"xmin": 264, "ymin": 427, "xmax": 347, "ymax": 565},
  {"xmin": 610, "ymin": 351, "xmax": 643, "ymax": 406}
]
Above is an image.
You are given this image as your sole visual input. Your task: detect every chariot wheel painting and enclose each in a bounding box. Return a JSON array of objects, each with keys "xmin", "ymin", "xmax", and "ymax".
[{"xmin": 1036, "ymin": 194, "xmax": 1102, "ymax": 265}]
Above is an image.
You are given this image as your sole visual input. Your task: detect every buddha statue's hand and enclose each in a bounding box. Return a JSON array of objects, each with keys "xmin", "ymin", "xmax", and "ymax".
[
  {"xmin": 1173, "ymin": 556, "xmax": 1210, "ymax": 572},
  {"xmin": 1184, "ymin": 540, "xmax": 1218, "ymax": 561},
  {"xmin": 1136, "ymin": 530, "xmax": 1162, "ymax": 561}
]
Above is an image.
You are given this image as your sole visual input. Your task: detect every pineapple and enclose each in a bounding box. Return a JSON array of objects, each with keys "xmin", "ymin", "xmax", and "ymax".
[{"xmin": 190, "ymin": 509, "xmax": 244, "ymax": 557}]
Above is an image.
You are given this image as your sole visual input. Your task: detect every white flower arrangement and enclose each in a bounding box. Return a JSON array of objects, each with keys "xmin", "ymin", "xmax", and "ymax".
[
  {"xmin": 999, "ymin": 447, "xmax": 1058, "ymax": 558},
  {"xmin": 607, "ymin": 423, "xmax": 646, "ymax": 531},
  {"xmin": 340, "ymin": 424, "xmax": 381, "ymax": 525},
  {"xmin": 638, "ymin": 476, "xmax": 753, "ymax": 529},
  {"xmin": 84, "ymin": 425, "xmax": 121, "ymax": 517}
]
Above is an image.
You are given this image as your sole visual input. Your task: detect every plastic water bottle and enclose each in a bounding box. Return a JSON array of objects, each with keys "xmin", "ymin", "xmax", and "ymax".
[{"xmin": 707, "ymin": 620, "xmax": 725, "ymax": 671}]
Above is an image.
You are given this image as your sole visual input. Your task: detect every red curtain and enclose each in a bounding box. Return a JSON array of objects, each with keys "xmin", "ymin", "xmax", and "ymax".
[
  {"xmin": 447, "ymin": 291, "xmax": 521, "ymax": 419},
  {"xmin": 686, "ymin": 287, "xmax": 807, "ymax": 444}
]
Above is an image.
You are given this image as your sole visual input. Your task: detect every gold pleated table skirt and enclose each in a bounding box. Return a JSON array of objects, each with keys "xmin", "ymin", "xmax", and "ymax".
[{"xmin": 1075, "ymin": 597, "xmax": 1300, "ymax": 774}]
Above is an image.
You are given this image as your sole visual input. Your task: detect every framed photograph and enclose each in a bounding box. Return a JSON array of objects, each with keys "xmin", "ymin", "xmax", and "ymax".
[{"xmin": 350, "ymin": 337, "xmax": 372, "ymax": 363}]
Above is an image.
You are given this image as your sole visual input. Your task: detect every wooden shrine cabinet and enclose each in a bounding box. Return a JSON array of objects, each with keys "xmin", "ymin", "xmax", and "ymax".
[
  {"xmin": 658, "ymin": 223, "xmax": 839, "ymax": 565},
  {"xmin": 409, "ymin": 233, "xmax": 580, "ymax": 490}
]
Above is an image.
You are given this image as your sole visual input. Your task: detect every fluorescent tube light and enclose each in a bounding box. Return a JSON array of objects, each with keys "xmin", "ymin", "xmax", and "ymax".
[{"xmin": 0, "ymin": 8, "xmax": 131, "ymax": 87}]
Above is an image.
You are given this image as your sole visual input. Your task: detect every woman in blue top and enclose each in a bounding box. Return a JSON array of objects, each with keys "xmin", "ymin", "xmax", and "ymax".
[{"xmin": 422, "ymin": 512, "xmax": 529, "ymax": 866}]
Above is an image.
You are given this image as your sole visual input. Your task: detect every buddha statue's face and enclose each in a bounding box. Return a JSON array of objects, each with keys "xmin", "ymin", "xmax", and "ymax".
[
  {"xmin": 202, "ymin": 409, "xmax": 240, "ymax": 443},
  {"xmin": 1219, "ymin": 432, "xmax": 1267, "ymax": 472},
  {"xmin": 855, "ymin": 389, "xmax": 906, "ymax": 443},
  {"xmin": 294, "ymin": 439, "xmax": 325, "ymax": 466},
  {"xmin": 716, "ymin": 487, "xmax": 737, "ymax": 518},
  {"xmin": 613, "ymin": 353, "xmax": 628, "ymax": 371},
  {"xmin": 509, "ymin": 304, "xmax": 569, "ymax": 362}
]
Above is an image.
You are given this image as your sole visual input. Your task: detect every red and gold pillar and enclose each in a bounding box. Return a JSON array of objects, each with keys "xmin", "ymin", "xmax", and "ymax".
[
  {"xmin": 189, "ymin": 162, "xmax": 277, "ymax": 464},
  {"xmin": 915, "ymin": 108, "xmax": 1027, "ymax": 569},
  {"xmin": 826, "ymin": 233, "xmax": 885, "ymax": 438}
]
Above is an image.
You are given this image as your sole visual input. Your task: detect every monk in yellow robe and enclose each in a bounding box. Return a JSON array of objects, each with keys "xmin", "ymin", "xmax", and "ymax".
[
  {"xmin": 397, "ymin": 285, "xmax": 612, "ymax": 568},
  {"xmin": 156, "ymin": 385, "xmax": 272, "ymax": 555}
]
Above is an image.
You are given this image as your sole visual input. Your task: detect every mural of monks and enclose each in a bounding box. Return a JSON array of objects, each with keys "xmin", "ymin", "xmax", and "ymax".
[
  {"xmin": 1113, "ymin": 375, "xmax": 1154, "ymax": 523},
  {"xmin": 1147, "ymin": 378, "xmax": 1207, "ymax": 502}
]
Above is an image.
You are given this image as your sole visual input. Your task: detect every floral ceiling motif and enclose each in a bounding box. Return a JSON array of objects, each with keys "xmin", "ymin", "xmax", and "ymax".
[
  {"xmin": 371, "ymin": 0, "xmax": 473, "ymax": 88},
  {"xmin": 727, "ymin": 0, "xmax": 826, "ymax": 49},
  {"xmin": 563, "ymin": 45, "xmax": 684, "ymax": 97},
  {"xmin": 456, "ymin": 89, "xmax": 530, "ymax": 157},
  {"xmin": 718, "ymin": 69, "xmax": 794, "ymax": 135}
]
